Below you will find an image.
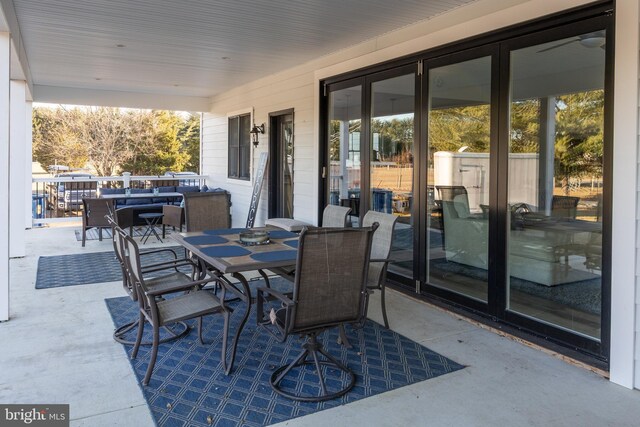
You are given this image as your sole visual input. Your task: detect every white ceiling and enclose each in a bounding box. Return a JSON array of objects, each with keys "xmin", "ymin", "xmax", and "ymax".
[{"xmin": 11, "ymin": 0, "xmax": 476, "ymax": 100}]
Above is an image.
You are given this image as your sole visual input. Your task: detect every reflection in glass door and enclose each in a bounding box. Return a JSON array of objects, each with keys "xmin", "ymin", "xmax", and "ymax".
[
  {"xmin": 370, "ymin": 73, "xmax": 415, "ymax": 276},
  {"xmin": 507, "ymin": 31, "xmax": 606, "ymax": 340},
  {"xmin": 426, "ymin": 56, "xmax": 492, "ymax": 303},
  {"xmin": 328, "ymin": 84, "xmax": 362, "ymax": 223}
]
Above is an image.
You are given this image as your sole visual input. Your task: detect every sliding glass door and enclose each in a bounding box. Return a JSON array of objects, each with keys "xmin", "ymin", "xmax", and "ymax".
[
  {"xmin": 505, "ymin": 27, "xmax": 607, "ymax": 341},
  {"xmin": 426, "ymin": 54, "xmax": 493, "ymax": 303},
  {"xmin": 370, "ymin": 71, "xmax": 415, "ymax": 276},
  {"xmin": 322, "ymin": 8, "xmax": 612, "ymax": 359}
]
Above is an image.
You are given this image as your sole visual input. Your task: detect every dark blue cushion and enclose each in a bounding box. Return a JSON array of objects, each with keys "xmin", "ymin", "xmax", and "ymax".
[
  {"xmin": 100, "ymin": 188, "xmax": 125, "ymax": 195},
  {"xmin": 206, "ymin": 187, "xmax": 227, "ymax": 193},
  {"xmin": 158, "ymin": 186, "xmax": 176, "ymax": 193},
  {"xmin": 124, "ymin": 189, "xmax": 152, "ymax": 205},
  {"xmin": 177, "ymin": 186, "xmax": 200, "ymax": 194}
]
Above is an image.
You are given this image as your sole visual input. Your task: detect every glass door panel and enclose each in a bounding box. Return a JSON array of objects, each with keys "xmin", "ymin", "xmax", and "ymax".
[
  {"xmin": 507, "ymin": 32, "xmax": 606, "ymax": 340},
  {"xmin": 328, "ymin": 85, "xmax": 362, "ymax": 216},
  {"xmin": 427, "ymin": 56, "xmax": 492, "ymax": 302},
  {"xmin": 370, "ymin": 73, "xmax": 415, "ymax": 276}
]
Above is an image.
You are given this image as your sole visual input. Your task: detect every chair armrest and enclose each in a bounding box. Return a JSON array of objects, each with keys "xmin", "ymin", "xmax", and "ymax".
[
  {"xmin": 370, "ymin": 258, "xmax": 393, "ymax": 264},
  {"xmin": 141, "ymin": 258, "xmax": 195, "ymax": 274},
  {"xmin": 145, "ymin": 276, "xmax": 217, "ymax": 296},
  {"xmin": 140, "ymin": 247, "xmax": 178, "ymax": 258}
]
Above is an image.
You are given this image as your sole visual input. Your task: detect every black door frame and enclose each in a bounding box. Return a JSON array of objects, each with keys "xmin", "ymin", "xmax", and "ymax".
[
  {"xmin": 268, "ymin": 108, "xmax": 294, "ymax": 219},
  {"xmin": 319, "ymin": 2, "xmax": 614, "ymax": 361}
]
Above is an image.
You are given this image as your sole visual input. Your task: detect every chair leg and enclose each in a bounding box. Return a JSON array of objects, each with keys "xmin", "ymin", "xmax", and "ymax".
[
  {"xmin": 380, "ymin": 284, "xmax": 389, "ymax": 329},
  {"xmin": 198, "ymin": 317, "xmax": 204, "ymax": 344},
  {"xmin": 162, "ymin": 225, "xmax": 166, "ymax": 239},
  {"xmin": 98, "ymin": 227, "xmax": 103, "ymax": 241},
  {"xmin": 143, "ymin": 324, "xmax": 160, "ymax": 386},
  {"xmin": 131, "ymin": 312, "xmax": 145, "ymax": 359},
  {"xmin": 82, "ymin": 228, "xmax": 86, "ymax": 247},
  {"xmin": 337, "ymin": 325, "xmax": 352, "ymax": 348}
]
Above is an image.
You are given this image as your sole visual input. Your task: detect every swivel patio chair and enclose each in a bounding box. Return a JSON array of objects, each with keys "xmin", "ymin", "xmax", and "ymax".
[
  {"xmin": 362, "ymin": 210, "xmax": 398, "ymax": 329},
  {"xmin": 81, "ymin": 198, "xmax": 115, "ymax": 246},
  {"xmin": 123, "ymin": 233, "xmax": 230, "ymax": 386},
  {"xmin": 107, "ymin": 216, "xmax": 195, "ymax": 345},
  {"xmin": 321, "ymin": 204, "xmax": 352, "ymax": 227},
  {"xmin": 256, "ymin": 225, "xmax": 377, "ymax": 401},
  {"xmin": 183, "ymin": 191, "xmax": 231, "ymax": 232}
]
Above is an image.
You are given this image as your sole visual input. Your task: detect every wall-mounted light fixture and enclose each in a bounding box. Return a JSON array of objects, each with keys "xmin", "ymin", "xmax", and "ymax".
[{"xmin": 250, "ymin": 123, "xmax": 265, "ymax": 147}]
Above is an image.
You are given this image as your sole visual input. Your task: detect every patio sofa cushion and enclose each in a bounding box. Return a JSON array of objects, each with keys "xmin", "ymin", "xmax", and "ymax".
[
  {"xmin": 124, "ymin": 188, "xmax": 153, "ymax": 205},
  {"xmin": 152, "ymin": 186, "xmax": 178, "ymax": 204}
]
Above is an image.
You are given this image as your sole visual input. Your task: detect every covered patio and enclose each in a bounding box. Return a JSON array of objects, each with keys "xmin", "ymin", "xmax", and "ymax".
[
  {"xmin": 4, "ymin": 225, "xmax": 640, "ymax": 426},
  {"xmin": 2, "ymin": 0, "xmax": 640, "ymax": 425}
]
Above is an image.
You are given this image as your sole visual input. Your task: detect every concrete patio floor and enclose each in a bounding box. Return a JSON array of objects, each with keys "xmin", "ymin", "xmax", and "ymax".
[{"xmin": 1, "ymin": 225, "xmax": 639, "ymax": 426}]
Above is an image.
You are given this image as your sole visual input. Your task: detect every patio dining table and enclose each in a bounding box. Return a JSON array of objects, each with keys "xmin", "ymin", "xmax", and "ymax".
[{"xmin": 171, "ymin": 227, "xmax": 300, "ymax": 374}]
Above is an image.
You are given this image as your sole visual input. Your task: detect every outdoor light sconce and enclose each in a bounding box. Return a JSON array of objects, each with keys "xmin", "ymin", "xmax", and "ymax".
[{"xmin": 250, "ymin": 123, "xmax": 265, "ymax": 147}]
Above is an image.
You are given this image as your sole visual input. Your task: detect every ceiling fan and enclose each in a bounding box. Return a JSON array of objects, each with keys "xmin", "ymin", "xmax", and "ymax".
[{"xmin": 537, "ymin": 31, "xmax": 605, "ymax": 53}]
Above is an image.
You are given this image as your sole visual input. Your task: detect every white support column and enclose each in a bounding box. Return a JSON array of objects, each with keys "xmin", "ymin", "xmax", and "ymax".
[
  {"xmin": 0, "ymin": 33, "xmax": 10, "ymax": 321},
  {"xmin": 610, "ymin": 0, "xmax": 639, "ymax": 389},
  {"xmin": 9, "ymin": 80, "xmax": 26, "ymax": 258},
  {"xmin": 25, "ymin": 100, "xmax": 32, "ymax": 229}
]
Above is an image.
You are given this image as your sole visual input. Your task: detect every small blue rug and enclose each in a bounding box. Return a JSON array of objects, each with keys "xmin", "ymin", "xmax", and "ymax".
[
  {"xmin": 105, "ymin": 278, "xmax": 464, "ymax": 427},
  {"xmin": 36, "ymin": 247, "xmax": 186, "ymax": 289}
]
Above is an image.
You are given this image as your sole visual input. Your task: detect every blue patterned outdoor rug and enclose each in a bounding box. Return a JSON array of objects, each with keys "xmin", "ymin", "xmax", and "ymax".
[
  {"xmin": 105, "ymin": 278, "xmax": 464, "ymax": 427},
  {"xmin": 36, "ymin": 247, "xmax": 185, "ymax": 289}
]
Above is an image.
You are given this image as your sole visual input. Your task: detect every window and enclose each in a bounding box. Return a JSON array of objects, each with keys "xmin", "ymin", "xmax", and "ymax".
[{"xmin": 228, "ymin": 114, "xmax": 251, "ymax": 180}]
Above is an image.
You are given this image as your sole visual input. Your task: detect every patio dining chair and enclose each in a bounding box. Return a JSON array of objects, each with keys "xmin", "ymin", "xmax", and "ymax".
[
  {"xmin": 321, "ymin": 204, "xmax": 352, "ymax": 227},
  {"xmin": 183, "ymin": 191, "xmax": 231, "ymax": 232},
  {"xmin": 106, "ymin": 216, "xmax": 196, "ymax": 345},
  {"xmin": 81, "ymin": 198, "xmax": 115, "ymax": 246},
  {"xmin": 256, "ymin": 225, "xmax": 377, "ymax": 401},
  {"xmin": 122, "ymin": 233, "xmax": 230, "ymax": 386},
  {"xmin": 362, "ymin": 210, "xmax": 398, "ymax": 329}
]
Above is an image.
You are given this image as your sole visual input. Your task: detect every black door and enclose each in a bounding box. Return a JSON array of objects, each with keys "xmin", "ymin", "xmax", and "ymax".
[{"xmin": 268, "ymin": 110, "xmax": 294, "ymax": 218}]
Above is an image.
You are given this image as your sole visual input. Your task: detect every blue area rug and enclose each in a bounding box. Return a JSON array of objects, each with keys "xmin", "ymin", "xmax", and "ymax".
[
  {"xmin": 105, "ymin": 278, "xmax": 464, "ymax": 427},
  {"xmin": 36, "ymin": 247, "xmax": 185, "ymax": 289}
]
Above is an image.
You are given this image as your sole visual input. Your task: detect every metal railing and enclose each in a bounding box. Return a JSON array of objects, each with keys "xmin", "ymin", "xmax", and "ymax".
[{"xmin": 31, "ymin": 173, "xmax": 208, "ymax": 225}]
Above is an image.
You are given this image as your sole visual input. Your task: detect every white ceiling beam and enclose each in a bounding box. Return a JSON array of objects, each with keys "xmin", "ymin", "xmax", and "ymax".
[
  {"xmin": 33, "ymin": 85, "xmax": 210, "ymax": 112},
  {"xmin": 0, "ymin": 0, "xmax": 33, "ymax": 96}
]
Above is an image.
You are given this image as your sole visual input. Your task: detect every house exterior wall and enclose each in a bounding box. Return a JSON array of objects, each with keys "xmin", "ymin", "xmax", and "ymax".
[{"xmin": 202, "ymin": 0, "xmax": 640, "ymax": 388}]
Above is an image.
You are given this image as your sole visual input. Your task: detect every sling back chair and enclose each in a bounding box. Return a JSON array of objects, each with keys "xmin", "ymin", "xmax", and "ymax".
[
  {"xmin": 256, "ymin": 225, "xmax": 377, "ymax": 401},
  {"xmin": 122, "ymin": 233, "xmax": 230, "ymax": 386}
]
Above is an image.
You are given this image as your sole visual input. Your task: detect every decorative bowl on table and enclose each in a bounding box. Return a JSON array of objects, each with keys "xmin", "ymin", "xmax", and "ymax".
[{"xmin": 239, "ymin": 230, "xmax": 270, "ymax": 246}]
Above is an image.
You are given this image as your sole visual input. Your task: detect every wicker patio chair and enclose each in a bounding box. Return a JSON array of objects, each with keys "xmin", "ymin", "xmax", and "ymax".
[
  {"xmin": 321, "ymin": 204, "xmax": 351, "ymax": 227},
  {"xmin": 183, "ymin": 192, "xmax": 231, "ymax": 232},
  {"xmin": 106, "ymin": 216, "xmax": 195, "ymax": 345},
  {"xmin": 162, "ymin": 204, "xmax": 185, "ymax": 238},
  {"xmin": 122, "ymin": 233, "xmax": 230, "ymax": 386},
  {"xmin": 361, "ymin": 210, "xmax": 398, "ymax": 329},
  {"xmin": 81, "ymin": 198, "xmax": 115, "ymax": 246},
  {"xmin": 256, "ymin": 225, "xmax": 377, "ymax": 401},
  {"xmin": 551, "ymin": 195, "xmax": 580, "ymax": 219}
]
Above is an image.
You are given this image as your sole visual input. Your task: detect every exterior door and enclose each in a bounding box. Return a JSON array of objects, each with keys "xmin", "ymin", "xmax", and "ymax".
[{"xmin": 268, "ymin": 110, "xmax": 294, "ymax": 218}]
